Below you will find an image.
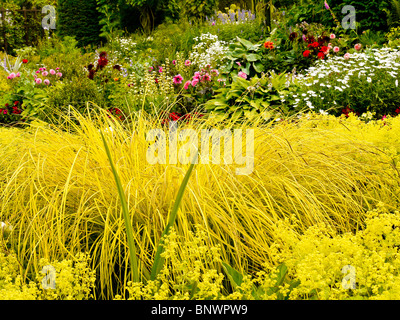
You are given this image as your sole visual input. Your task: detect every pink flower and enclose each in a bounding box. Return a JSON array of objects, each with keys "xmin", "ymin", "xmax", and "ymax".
[
  {"xmin": 382, "ymin": 115, "xmax": 387, "ymax": 121},
  {"xmin": 333, "ymin": 46, "xmax": 340, "ymax": 53},
  {"xmin": 211, "ymin": 69, "xmax": 219, "ymax": 76},
  {"xmin": 185, "ymin": 60, "xmax": 191, "ymax": 66},
  {"xmin": 42, "ymin": 71, "xmax": 49, "ymax": 77},
  {"xmin": 44, "ymin": 79, "xmax": 50, "ymax": 85},
  {"xmin": 238, "ymin": 71, "xmax": 247, "ymax": 79},
  {"xmin": 2, "ymin": 109, "xmax": 8, "ymax": 115},
  {"xmin": 50, "ymin": 69, "xmax": 56, "ymax": 75},
  {"xmin": 344, "ymin": 53, "xmax": 351, "ymax": 60},
  {"xmin": 236, "ymin": 62, "xmax": 241, "ymax": 66},
  {"xmin": 9, "ymin": 73, "xmax": 16, "ymax": 79},
  {"xmin": 354, "ymin": 43, "xmax": 362, "ymax": 51},
  {"xmin": 39, "ymin": 68, "xmax": 44, "ymax": 71},
  {"xmin": 16, "ymin": 72, "xmax": 21, "ymax": 77},
  {"xmin": 330, "ymin": 34, "xmax": 336, "ymax": 39},
  {"xmin": 56, "ymin": 72, "xmax": 63, "ymax": 77},
  {"xmin": 184, "ymin": 80, "xmax": 191, "ymax": 90},
  {"xmin": 158, "ymin": 67, "xmax": 163, "ymax": 73},
  {"xmin": 172, "ymin": 60, "xmax": 176, "ymax": 65},
  {"xmin": 191, "ymin": 78, "xmax": 199, "ymax": 87},
  {"xmin": 56, "ymin": 67, "xmax": 60, "ymax": 70},
  {"xmin": 173, "ymin": 74, "xmax": 184, "ymax": 85},
  {"xmin": 36, "ymin": 70, "xmax": 40, "ymax": 74},
  {"xmin": 35, "ymin": 78, "xmax": 42, "ymax": 84}
]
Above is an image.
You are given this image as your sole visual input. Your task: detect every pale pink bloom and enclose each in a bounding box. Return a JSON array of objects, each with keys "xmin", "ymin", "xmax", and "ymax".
[
  {"xmin": 333, "ymin": 46, "xmax": 340, "ymax": 53},
  {"xmin": 16, "ymin": 72, "xmax": 21, "ymax": 77},
  {"xmin": 211, "ymin": 69, "xmax": 219, "ymax": 76},
  {"xmin": 354, "ymin": 43, "xmax": 362, "ymax": 51},
  {"xmin": 184, "ymin": 80, "xmax": 191, "ymax": 90},
  {"xmin": 42, "ymin": 71, "xmax": 49, "ymax": 76},
  {"xmin": 44, "ymin": 79, "xmax": 50, "ymax": 85},
  {"xmin": 236, "ymin": 62, "xmax": 241, "ymax": 66},
  {"xmin": 330, "ymin": 34, "xmax": 336, "ymax": 39},
  {"xmin": 9, "ymin": 73, "xmax": 16, "ymax": 79},
  {"xmin": 238, "ymin": 71, "xmax": 247, "ymax": 79},
  {"xmin": 35, "ymin": 78, "xmax": 42, "ymax": 84},
  {"xmin": 158, "ymin": 67, "xmax": 163, "ymax": 73},
  {"xmin": 344, "ymin": 53, "xmax": 351, "ymax": 60},
  {"xmin": 185, "ymin": 60, "xmax": 191, "ymax": 66},
  {"xmin": 50, "ymin": 69, "xmax": 56, "ymax": 75},
  {"xmin": 56, "ymin": 72, "xmax": 62, "ymax": 77},
  {"xmin": 39, "ymin": 68, "xmax": 44, "ymax": 71},
  {"xmin": 191, "ymin": 78, "xmax": 199, "ymax": 86}
]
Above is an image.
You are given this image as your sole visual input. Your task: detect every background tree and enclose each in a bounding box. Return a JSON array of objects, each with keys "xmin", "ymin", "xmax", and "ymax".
[{"xmin": 57, "ymin": 0, "xmax": 101, "ymax": 47}]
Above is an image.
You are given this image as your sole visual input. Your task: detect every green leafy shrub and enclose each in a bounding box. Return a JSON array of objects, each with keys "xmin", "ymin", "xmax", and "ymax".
[
  {"xmin": 47, "ymin": 76, "xmax": 105, "ymax": 114},
  {"xmin": 220, "ymin": 37, "xmax": 265, "ymax": 81},
  {"xmin": 204, "ymin": 72, "xmax": 290, "ymax": 122},
  {"xmin": 179, "ymin": 0, "xmax": 219, "ymax": 22}
]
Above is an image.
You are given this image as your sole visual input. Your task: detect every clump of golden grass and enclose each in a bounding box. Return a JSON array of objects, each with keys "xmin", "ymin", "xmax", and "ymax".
[{"xmin": 0, "ymin": 108, "xmax": 399, "ymax": 299}]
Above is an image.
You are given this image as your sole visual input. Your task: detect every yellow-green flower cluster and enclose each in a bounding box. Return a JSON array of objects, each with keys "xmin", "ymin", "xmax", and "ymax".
[
  {"xmin": 0, "ymin": 248, "xmax": 96, "ymax": 300},
  {"xmin": 270, "ymin": 205, "xmax": 400, "ymax": 299}
]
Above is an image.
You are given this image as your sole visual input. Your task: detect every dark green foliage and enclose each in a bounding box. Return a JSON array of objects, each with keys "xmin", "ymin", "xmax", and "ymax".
[
  {"xmin": 283, "ymin": 0, "xmax": 391, "ymax": 33},
  {"xmin": 57, "ymin": 0, "xmax": 101, "ymax": 47}
]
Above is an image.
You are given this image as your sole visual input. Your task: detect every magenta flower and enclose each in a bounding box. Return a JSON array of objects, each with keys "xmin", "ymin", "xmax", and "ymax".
[
  {"xmin": 202, "ymin": 74, "xmax": 211, "ymax": 82},
  {"xmin": 185, "ymin": 60, "xmax": 191, "ymax": 66},
  {"xmin": 173, "ymin": 74, "xmax": 184, "ymax": 85},
  {"xmin": 158, "ymin": 67, "xmax": 163, "ymax": 73},
  {"xmin": 172, "ymin": 60, "xmax": 176, "ymax": 65},
  {"xmin": 39, "ymin": 68, "xmax": 44, "ymax": 71},
  {"xmin": 238, "ymin": 71, "xmax": 247, "ymax": 79},
  {"xmin": 324, "ymin": 1, "xmax": 330, "ymax": 10}
]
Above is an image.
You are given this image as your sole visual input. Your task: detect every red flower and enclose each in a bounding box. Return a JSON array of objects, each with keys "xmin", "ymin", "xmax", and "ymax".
[
  {"xmin": 303, "ymin": 50, "xmax": 311, "ymax": 58},
  {"xmin": 395, "ymin": 107, "xmax": 400, "ymax": 114},
  {"xmin": 264, "ymin": 41, "xmax": 275, "ymax": 49},
  {"xmin": 312, "ymin": 42, "xmax": 320, "ymax": 48},
  {"xmin": 317, "ymin": 52, "xmax": 325, "ymax": 60},
  {"xmin": 22, "ymin": 59, "xmax": 28, "ymax": 64},
  {"xmin": 320, "ymin": 46, "xmax": 329, "ymax": 53}
]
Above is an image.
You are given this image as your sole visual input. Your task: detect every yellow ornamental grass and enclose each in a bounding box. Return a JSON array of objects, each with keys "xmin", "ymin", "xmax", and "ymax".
[{"xmin": 0, "ymin": 108, "xmax": 399, "ymax": 299}]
